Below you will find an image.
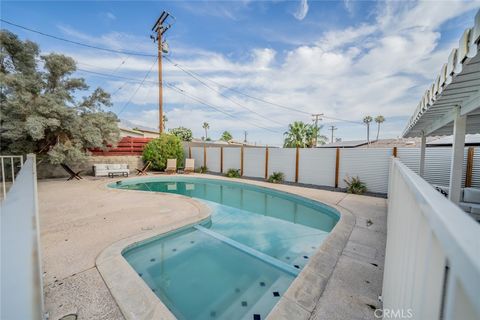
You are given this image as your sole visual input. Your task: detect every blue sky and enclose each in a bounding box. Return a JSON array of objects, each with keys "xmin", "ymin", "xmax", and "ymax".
[{"xmin": 2, "ymin": 0, "xmax": 479, "ymax": 145}]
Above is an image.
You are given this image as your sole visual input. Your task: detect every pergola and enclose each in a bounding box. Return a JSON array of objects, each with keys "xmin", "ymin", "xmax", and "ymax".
[{"xmin": 403, "ymin": 10, "xmax": 480, "ymax": 204}]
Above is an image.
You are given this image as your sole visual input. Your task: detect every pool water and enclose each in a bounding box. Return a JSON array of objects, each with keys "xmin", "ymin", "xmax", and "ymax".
[{"xmin": 112, "ymin": 177, "xmax": 339, "ymax": 320}]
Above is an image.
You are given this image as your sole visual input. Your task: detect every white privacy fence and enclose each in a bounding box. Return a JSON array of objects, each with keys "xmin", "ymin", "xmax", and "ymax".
[
  {"xmin": 384, "ymin": 158, "xmax": 480, "ymax": 320},
  {"xmin": 187, "ymin": 146, "xmax": 480, "ymax": 194},
  {"xmin": 1, "ymin": 154, "xmax": 44, "ymax": 319}
]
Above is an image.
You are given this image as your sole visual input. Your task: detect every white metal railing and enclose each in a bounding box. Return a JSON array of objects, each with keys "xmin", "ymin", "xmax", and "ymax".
[
  {"xmin": 0, "ymin": 155, "xmax": 24, "ymax": 199},
  {"xmin": 383, "ymin": 158, "xmax": 480, "ymax": 320},
  {"xmin": 0, "ymin": 154, "xmax": 44, "ymax": 319}
]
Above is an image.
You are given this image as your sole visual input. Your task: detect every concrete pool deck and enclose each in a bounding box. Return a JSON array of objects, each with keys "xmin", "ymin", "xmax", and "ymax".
[{"xmin": 38, "ymin": 173, "xmax": 387, "ymax": 320}]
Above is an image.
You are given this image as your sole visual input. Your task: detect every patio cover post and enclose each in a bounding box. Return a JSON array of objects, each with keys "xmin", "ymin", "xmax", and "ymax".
[
  {"xmin": 419, "ymin": 131, "xmax": 426, "ymax": 177},
  {"xmin": 448, "ymin": 109, "xmax": 466, "ymax": 204}
]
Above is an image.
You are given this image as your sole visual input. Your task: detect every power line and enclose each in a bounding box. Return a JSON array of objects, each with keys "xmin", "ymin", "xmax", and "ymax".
[
  {"xmin": 117, "ymin": 59, "xmax": 157, "ymax": 115},
  {"xmin": 75, "ymin": 62, "xmax": 280, "ymax": 133},
  {"xmin": 165, "ymin": 57, "xmax": 363, "ymax": 125},
  {"xmin": 2, "ymin": 19, "xmax": 363, "ymax": 125},
  {"xmin": 164, "ymin": 56, "xmax": 285, "ymax": 127},
  {"xmin": 0, "ymin": 19, "xmax": 156, "ymax": 57},
  {"xmin": 164, "ymin": 83, "xmax": 280, "ymax": 133}
]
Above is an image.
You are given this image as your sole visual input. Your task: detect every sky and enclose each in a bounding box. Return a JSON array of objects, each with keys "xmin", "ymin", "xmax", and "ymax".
[{"xmin": 1, "ymin": 0, "xmax": 479, "ymax": 146}]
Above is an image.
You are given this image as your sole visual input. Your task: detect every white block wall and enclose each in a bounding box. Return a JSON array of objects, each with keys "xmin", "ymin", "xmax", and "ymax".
[
  {"xmin": 223, "ymin": 148, "xmax": 241, "ymax": 173},
  {"xmin": 206, "ymin": 148, "xmax": 221, "ymax": 173},
  {"xmin": 298, "ymin": 148, "xmax": 336, "ymax": 187},
  {"xmin": 243, "ymin": 148, "xmax": 266, "ymax": 178},
  {"xmin": 338, "ymin": 148, "xmax": 392, "ymax": 193},
  {"xmin": 268, "ymin": 148, "xmax": 296, "ymax": 182},
  {"xmin": 190, "ymin": 147, "xmax": 203, "ymax": 169}
]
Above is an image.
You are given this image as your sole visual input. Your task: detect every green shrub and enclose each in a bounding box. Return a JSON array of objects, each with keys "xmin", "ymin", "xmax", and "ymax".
[
  {"xmin": 142, "ymin": 134, "xmax": 184, "ymax": 170},
  {"xmin": 225, "ymin": 168, "xmax": 241, "ymax": 178},
  {"xmin": 344, "ymin": 175, "xmax": 367, "ymax": 194},
  {"xmin": 268, "ymin": 172, "xmax": 284, "ymax": 183},
  {"xmin": 195, "ymin": 166, "xmax": 208, "ymax": 173}
]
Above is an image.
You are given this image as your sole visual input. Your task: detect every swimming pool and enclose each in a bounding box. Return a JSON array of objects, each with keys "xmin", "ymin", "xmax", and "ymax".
[{"xmin": 110, "ymin": 177, "xmax": 339, "ymax": 320}]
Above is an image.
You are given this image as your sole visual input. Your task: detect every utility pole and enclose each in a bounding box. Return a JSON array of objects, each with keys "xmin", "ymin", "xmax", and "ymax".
[
  {"xmin": 244, "ymin": 131, "xmax": 248, "ymax": 144},
  {"xmin": 311, "ymin": 113, "xmax": 323, "ymax": 146},
  {"xmin": 329, "ymin": 125, "xmax": 338, "ymax": 144},
  {"xmin": 151, "ymin": 11, "xmax": 173, "ymax": 135}
]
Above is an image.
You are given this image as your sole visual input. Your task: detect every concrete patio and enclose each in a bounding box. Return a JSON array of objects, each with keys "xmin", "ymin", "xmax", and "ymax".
[{"xmin": 38, "ymin": 174, "xmax": 387, "ymax": 320}]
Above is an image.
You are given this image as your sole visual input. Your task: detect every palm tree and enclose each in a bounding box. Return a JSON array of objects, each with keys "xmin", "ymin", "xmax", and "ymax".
[
  {"xmin": 375, "ymin": 115, "xmax": 385, "ymax": 141},
  {"xmin": 202, "ymin": 122, "xmax": 210, "ymax": 140},
  {"xmin": 306, "ymin": 124, "xmax": 326, "ymax": 147},
  {"xmin": 363, "ymin": 116, "xmax": 373, "ymax": 143},
  {"xmin": 284, "ymin": 121, "xmax": 309, "ymax": 148},
  {"xmin": 220, "ymin": 131, "xmax": 233, "ymax": 142}
]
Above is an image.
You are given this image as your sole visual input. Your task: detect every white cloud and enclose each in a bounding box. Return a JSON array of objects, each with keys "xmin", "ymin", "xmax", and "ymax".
[
  {"xmin": 61, "ymin": 2, "xmax": 479, "ymax": 145},
  {"xmin": 293, "ymin": 0, "xmax": 309, "ymax": 21}
]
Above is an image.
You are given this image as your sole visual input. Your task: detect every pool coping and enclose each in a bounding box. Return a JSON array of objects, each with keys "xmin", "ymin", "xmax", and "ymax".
[{"xmin": 96, "ymin": 174, "xmax": 355, "ymax": 320}]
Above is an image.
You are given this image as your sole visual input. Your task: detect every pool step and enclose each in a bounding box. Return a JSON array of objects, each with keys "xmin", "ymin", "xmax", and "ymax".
[{"xmin": 194, "ymin": 225, "xmax": 299, "ymax": 276}]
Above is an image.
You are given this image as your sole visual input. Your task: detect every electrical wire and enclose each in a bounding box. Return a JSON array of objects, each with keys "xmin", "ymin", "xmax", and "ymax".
[
  {"xmin": 117, "ymin": 59, "xmax": 157, "ymax": 115},
  {"xmin": 0, "ymin": 19, "xmax": 156, "ymax": 57},
  {"xmin": 76, "ymin": 62, "xmax": 280, "ymax": 133},
  {"xmin": 163, "ymin": 57, "xmax": 285, "ymax": 127},
  {"xmin": 165, "ymin": 57, "xmax": 363, "ymax": 125},
  {"xmin": 2, "ymin": 19, "xmax": 363, "ymax": 125}
]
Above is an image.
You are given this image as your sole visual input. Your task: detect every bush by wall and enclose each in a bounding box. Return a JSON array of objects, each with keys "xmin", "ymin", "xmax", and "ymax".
[{"xmin": 143, "ymin": 134, "xmax": 184, "ymax": 170}]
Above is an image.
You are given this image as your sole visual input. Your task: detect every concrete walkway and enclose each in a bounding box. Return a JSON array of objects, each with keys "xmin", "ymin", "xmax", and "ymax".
[{"xmin": 38, "ymin": 175, "xmax": 387, "ymax": 320}]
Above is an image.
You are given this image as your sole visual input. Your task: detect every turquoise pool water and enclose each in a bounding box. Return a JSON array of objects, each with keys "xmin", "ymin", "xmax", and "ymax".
[{"xmin": 111, "ymin": 177, "xmax": 339, "ymax": 320}]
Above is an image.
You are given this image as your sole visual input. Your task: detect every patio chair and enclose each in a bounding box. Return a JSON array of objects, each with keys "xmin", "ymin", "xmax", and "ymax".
[
  {"xmin": 136, "ymin": 161, "xmax": 152, "ymax": 176},
  {"xmin": 165, "ymin": 159, "xmax": 177, "ymax": 174},
  {"xmin": 184, "ymin": 158, "xmax": 195, "ymax": 174},
  {"xmin": 61, "ymin": 163, "xmax": 83, "ymax": 181}
]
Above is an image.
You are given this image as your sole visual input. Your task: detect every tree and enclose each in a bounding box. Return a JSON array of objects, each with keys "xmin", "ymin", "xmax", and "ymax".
[
  {"xmin": 220, "ymin": 131, "xmax": 233, "ymax": 142},
  {"xmin": 0, "ymin": 30, "xmax": 120, "ymax": 164},
  {"xmin": 142, "ymin": 134, "xmax": 184, "ymax": 170},
  {"xmin": 284, "ymin": 121, "xmax": 326, "ymax": 148},
  {"xmin": 169, "ymin": 127, "xmax": 193, "ymax": 141},
  {"xmin": 202, "ymin": 122, "xmax": 210, "ymax": 140},
  {"xmin": 375, "ymin": 115, "xmax": 385, "ymax": 140},
  {"xmin": 363, "ymin": 116, "xmax": 373, "ymax": 143}
]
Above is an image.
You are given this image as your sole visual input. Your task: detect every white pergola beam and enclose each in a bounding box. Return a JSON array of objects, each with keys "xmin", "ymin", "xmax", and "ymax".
[
  {"xmin": 449, "ymin": 110, "xmax": 467, "ymax": 204},
  {"xmin": 460, "ymin": 90, "xmax": 480, "ymax": 116},
  {"xmin": 422, "ymin": 108, "xmax": 457, "ymax": 136}
]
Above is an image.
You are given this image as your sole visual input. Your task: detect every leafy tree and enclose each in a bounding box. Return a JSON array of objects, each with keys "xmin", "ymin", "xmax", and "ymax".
[
  {"xmin": 202, "ymin": 122, "xmax": 210, "ymax": 140},
  {"xmin": 284, "ymin": 121, "xmax": 325, "ymax": 148},
  {"xmin": 375, "ymin": 115, "xmax": 385, "ymax": 140},
  {"xmin": 0, "ymin": 30, "xmax": 120, "ymax": 164},
  {"xmin": 363, "ymin": 116, "xmax": 373, "ymax": 143},
  {"xmin": 142, "ymin": 134, "xmax": 184, "ymax": 170},
  {"xmin": 169, "ymin": 126, "xmax": 193, "ymax": 141},
  {"xmin": 220, "ymin": 131, "xmax": 233, "ymax": 142}
]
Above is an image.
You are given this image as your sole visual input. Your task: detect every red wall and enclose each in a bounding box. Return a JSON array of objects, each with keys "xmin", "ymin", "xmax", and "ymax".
[{"xmin": 89, "ymin": 137, "xmax": 153, "ymax": 156}]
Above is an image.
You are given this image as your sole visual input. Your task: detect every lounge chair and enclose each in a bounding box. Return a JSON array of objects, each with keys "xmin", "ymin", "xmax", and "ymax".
[
  {"xmin": 136, "ymin": 161, "xmax": 152, "ymax": 176},
  {"xmin": 165, "ymin": 159, "xmax": 177, "ymax": 174},
  {"xmin": 61, "ymin": 163, "xmax": 83, "ymax": 181},
  {"xmin": 184, "ymin": 158, "xmax": 195, "ymax": 174}
]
